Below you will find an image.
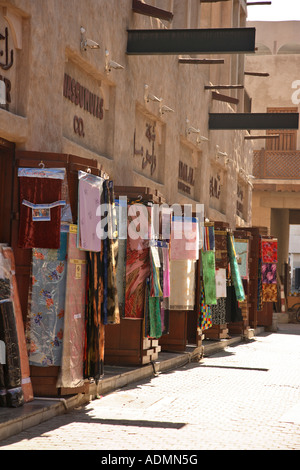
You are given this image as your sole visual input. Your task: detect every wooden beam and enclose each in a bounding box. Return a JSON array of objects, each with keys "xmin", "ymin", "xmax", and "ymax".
[
  {"xmin": 212, "ymin": 91, "xmax": 239, "ymax": 105},
  {"xmin": 244, "ymin": 134, "xmax": 279, "ymax": 139},
  {"xmin": 126, "ymin": 28, "xmax": 256, "ymax": 55},
  {"xmin": 247, "ymin": 2, "xmax": 272, "ymax": 5},
  {"xmin": 205, "ymin": 85, "xmax": 244, "ymax": 90},
  {"xmin": 209, "ymin": 113, "xmax": 299, "ymax": 130},
  {"xmin": 178, "ymin": 58, "xmax": 225, "ymax": 64},
  {"xmin": 132, "ymin": 0, "xmax": 173, "ymax": 22},
  {"xmin": 245, "ymin": 71, "xmax": 269, "ymax": 77}
]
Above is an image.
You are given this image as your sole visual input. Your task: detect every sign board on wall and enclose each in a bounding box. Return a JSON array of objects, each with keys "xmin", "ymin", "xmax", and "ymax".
[{"xmin": 0, "ymin": 18, "xmax": 15, "ymax": 112}]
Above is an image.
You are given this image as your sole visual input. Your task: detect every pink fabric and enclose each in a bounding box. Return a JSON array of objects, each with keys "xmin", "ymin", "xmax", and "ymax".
[
  {"xmin": 78, "ymin": 174, "xmax": 103, "ymax": 252},
  {"xmin": 170, "ymin": 218, "xmax": 199, "ymax": 260}
]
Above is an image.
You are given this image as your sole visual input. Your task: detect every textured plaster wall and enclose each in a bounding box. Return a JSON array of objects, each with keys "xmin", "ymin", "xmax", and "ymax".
[{"xmin": 0, "ymin": 0, "xmax": 253, "ymax": 228}]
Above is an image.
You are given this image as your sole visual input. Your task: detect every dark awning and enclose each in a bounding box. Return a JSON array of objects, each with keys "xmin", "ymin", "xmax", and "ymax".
[
  {"xmin": 126, "ymin": 28, "xmax": 256, "ymax": 55},
  {"xmin": 209, "ymin": 113, "xmax": 299, "ymax": 130}
]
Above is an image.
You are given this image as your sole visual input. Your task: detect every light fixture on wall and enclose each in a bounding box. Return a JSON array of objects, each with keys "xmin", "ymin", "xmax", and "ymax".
[
  {"xmin": 225, "ymin": 157, "xmax": 235, "ymax": 167},
  {"xmin": 105, "ymin": 50, "xmax": 124, "ymax": 74},
  {"xmin": 159, "ymin": 103, "xmax": 174, "ymax": 116},
  {"xmin": 80, "ymin": 27, "xmax": 100, "ymax": 51},
  {"xmin": 144, "ymin": 84, "xmax": 162, "ymax": 104},
  {"xmin": 185, "ymin": 119, "xmax": 209, "ymax": 144},
  {"xmin": 215, "ymin": 145, "xmax": 227, "ymax": 159}
]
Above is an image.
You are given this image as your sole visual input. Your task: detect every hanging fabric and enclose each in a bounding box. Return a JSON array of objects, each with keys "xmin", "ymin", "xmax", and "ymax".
[
  {"xmin": 77, "ymin": 171, "xmax": 104, "ymax": 252},
  {"xmin": 124, "ymin": 205, "xmax": 150, "ymax": 319},
  {"xmin": 2, "ymin": 247, "xmax": 33, "ymax": 403},
  {"xmin": 234, "ymin": 239, "xmax": 249, "ymax": 280},
  {"xmin": 103, "ymin": 180, "xmax": 120, "ymax": 325},
  {"xmin": 201, "ymin": 250, "xmax": 217, "ymax": 305},
  {"xmin": 257, "ymin": 236, "xmax": 263, "ymax": 311},
  {"xmin": 84, "ymin": 249, "xmax": 105, "ymax": 382},
  {"xmin": 18, "ymin": 167, "xmax": 66, "ymax": 249},
  {"xmin": 215, "ymin": 268, "xmax": 227, "ymax": 298},
  {"xmin": 169, "ymin": 259, "xmax": 196, "ymax": 310},
  {"xmin": 115, "ymin": 201, "xmax": 127, "ymax": 317},
  {"xmin": 225, "ymin": 284, "xmax": 243, "ymax": 323},
  {"xmin": 56, "ymin": 226, "xmax": 87, "ymax": 389},
  {"xmin": 214, "ymin": 229, "xmax": 228, "ymax": 269},
  {"xmin": 202, "ymin": 223, "xmax": 215, "ymax": 251},
  {"xmin": 199, "ymin": 284, "xmax": 212, "ymax": 330},
  {"xmin": 26, "ymin": 231, "xmax": 68, "ymax": 367},
  {"xmin": 227, "ymin": 233, "xmax": 245, "ymax": 302},
  {"xmin": 170, "ymin": 216, "xmax": 199, "ymax": 260},
  {"xmin": 261, "ymin": 238, "xmax": 278, "ymax": 264},
  {"xmin": 211, "ymin": 297, "xmax": 227, "ymax": 325}
]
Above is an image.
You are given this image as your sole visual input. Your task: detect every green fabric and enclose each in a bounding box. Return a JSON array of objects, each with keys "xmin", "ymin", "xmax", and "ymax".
[
  {"xmin": 149, "ymin": 297, "xmax": 162, "ymax": 338},
  {"xmin": 201, "ymin": 250, "xmax": 217, "ymax": 305},
  {"xmin": 228, "ymin": 234, "xmax": 245, "ymax": 302}
]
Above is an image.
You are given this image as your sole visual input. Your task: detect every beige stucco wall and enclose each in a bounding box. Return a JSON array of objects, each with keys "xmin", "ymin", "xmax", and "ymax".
[{"xmin": 0, "ymin": 0, "xmax": 253, "ymax": 229}]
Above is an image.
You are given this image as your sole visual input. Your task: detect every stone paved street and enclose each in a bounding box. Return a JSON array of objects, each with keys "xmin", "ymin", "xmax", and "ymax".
[{"xmin": 0, "ymin": 324, "xmax": 300, "ymax": 451}]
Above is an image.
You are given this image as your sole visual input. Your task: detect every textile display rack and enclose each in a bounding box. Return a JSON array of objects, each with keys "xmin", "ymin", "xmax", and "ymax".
[
  {"xmin": 8, "ymin": 150, "xmax": 114, "ymax": 398},
  {"xmin": 104, "ymin": 185, "xmax": 167, "ymax": 366}
]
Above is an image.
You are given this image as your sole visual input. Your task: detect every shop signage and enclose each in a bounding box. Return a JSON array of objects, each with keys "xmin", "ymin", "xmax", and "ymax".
[
  {"xmin": 209, "ymin": 174, "xmax": 221, "ymax": 199},
  {"xmin": 178, "ymin": 161, "xmax": 195, "ymax": 195},
  {"xmin": 63, "ymin": 73, "xmax": 104, "ymax": 138},
  {"xmin": 0, "ymin": 26, "xmax": 13, "ymax": 108},
  {"xmin": 133, "ymin": 122, "xmax": 157, "ymax": 175}
]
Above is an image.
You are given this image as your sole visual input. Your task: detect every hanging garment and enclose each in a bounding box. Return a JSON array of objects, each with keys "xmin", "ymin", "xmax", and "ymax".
[
  {"xmin": 201, "ymin": 250, "xmax": 217, "ymax": 305},
  {"xmin": 77, "ymin": 171, "xmax": 104, "ymax": 252},
  {"xmin": 149, "ymin": 242, "xmax": 163, "ymax": 298},
  {"xmin": 261, "ymin": 239, "xmax": 278, "ymax": 264},
  {"xmin": 228, "ymin": 234, "xmax": 245, "ymax": 302},
  {"xmin": 18, "ymin": 168, "xmax": 66, "ymax": 249},
  {"xmin": 169, "ymin": 259, "xmax": 196, "ymax": 310},
  {"xmin": 199, "ymin": 284, "xmax": 212, "ymax": 330},
  {"xmin": 215, "ymin": 268, "xmax": 227, "ymax": 298},
  {"xmin": 211, "ymin": 297, "xmax": 227, "ymax": 325},
  {"xmin": 257, "ymin": 236, "xmax": 263, "ymax": 311},
  {"xmin": 262, "ymin": 284, "xmax": 277, "ymax": 302},
  {"xmin": 2, "ymin": 247, "xmax": 33, "ymax": 403},
  {"xmin": 235, "ymin": 240, "xmax": 249, "ymax": 280},
  {"xmin": 225, "ymin": 284, "xmax": 243, "ymax": 323},
  {"xmin": 170, "ymin": 216, "xmax": 199, "ymax": 260},
  {"xmin": 115, "ymin": 202, "xmax": 127, "ymax": 317},
  {"xmin": 103, "ymin": 180, "xmax": 120, "ymax": 325},
  {"xmin": 26, "ymin": 231, "xmax": 68, "ymax": 367},
  {"xmin": 84, "ymin": 249, "xmax": 105, "ymax": 382},
  {"xmin": 261, "ymin": 263, "xmax": 277, "ymax": 284},
  {"xmin": 124, "ymin": 206, "xmax": 150, "ymax": 319},
  {"xmin": 56, "ymin": 228, "xmax": 87, "ymax": 389},
  {"xmin": 202, "ymin": 224, "xmax": 215, "ymax": 251}
]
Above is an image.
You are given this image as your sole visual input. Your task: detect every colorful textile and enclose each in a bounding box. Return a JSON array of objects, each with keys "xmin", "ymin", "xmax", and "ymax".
[
  {"xmin": 225, "ymin": 285, "xmax": 243, "ymax": 323},
  {"xmin": 84, "ymin": 250, "xmax": 105, "ymax": 382},
  {"xmin": 211, "ymin": 297, "xmax": 227, "ymax": 325},
  {"xmin": 202, "ymin": 224, "xmax": 215, "ymax": 251},
  {"xmin": 201, "ymin": 250, "xmax": 217, "ymax": 305},
  {"xmin": 148, "ymin": 297, "xmax": 162, "ymax": 338},
  {"xmin": 78, "ymin": 171, "xmax": 104, "ymax": 252},
  {"xmin": 2, "ymin": 247, "xmax": 33, "ymax": 403},
  {"xmin": 262, "ymin": 263, "xmax": 277, "ymax": 284},
  {"xmin": 261, "ymin": 239, "xmax": 278, "ymax": 263},
  {"xmin": 26, "ymin": 232, "xmax": 68, "ymax": 367},
  {"xmin": 235, "ymin": 240, "xmax": 249, "ymax": 280},
  {"xmin": 215, "ymin": 268, "xmax": 227, "ymax": 298},
  {"xmin": 57, "ymin": 229, "xmax": 87, "ymax": 389},
  {"xmin": 103, "ymin": 180, "xmax": 120, "ymax": 325},
  {"xmin": 262, "ymin": 283, "xmax": 277, "ymax": 302},
  {"xmin": 149, "ymin": 243, "xmax": 163, "ymax": 298},
  {"xmin": 257, "ymin": 237, "xmax": 263, "ymax": 311},
  {"xmin": 115, "ymin": 202, "xmax": 127, "ymax": 317},
  {"xmin": 214, "ymin": 229, "xmax": 228, "ymax": 269},
  {"xmin": 170, "ymin": 217, "xmax": 199, "ymax": 260},
  {"xmin": 124, "ymin": 206, "xmax": 150, "ymax": 318},
  {"xmin": 199, "ymin": 285, "xmax": 212, "ymax": 330},
  {"xmin": 18, "ymin": 168, "xmax": 66, "ymax": 249},
  {"xmin": 228, "ymin": 234, "xmax": 245, "ymax": 302},
  {"xmin": 169, "ymin": 259, "xmax": 196, "ymax": 310}
]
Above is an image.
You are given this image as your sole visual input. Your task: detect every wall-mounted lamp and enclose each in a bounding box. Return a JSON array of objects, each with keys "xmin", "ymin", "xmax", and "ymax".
[
  {"xmin": 105, "ymin": 50, "xmax": 124, "ymax": 74},
  {"xmin": 80, "ymin": 27, "xmax": 100, "ymax": 51},
  {"xmin": 215, "ymin": 145, "xmax": 227, "ymax": 159},
  {"xmin": 225, "ymin": 157, "xmax": 235, "ymax": 166},
  {"xmin": 159, "ymin": 103, "xmax": 174, "ymax": 116},
  {"xmin": 144, "ymin": 84, "xmax": 162, "ymax": 104},
  {"xmin": 185, "ymin": 119, "xmax": 209, "ymax": 144}
]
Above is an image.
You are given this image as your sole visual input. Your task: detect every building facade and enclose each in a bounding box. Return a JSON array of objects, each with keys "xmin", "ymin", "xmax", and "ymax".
[{"xmin": 0, "ymin": 0, "xmax": 254, "ymax": 249}]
